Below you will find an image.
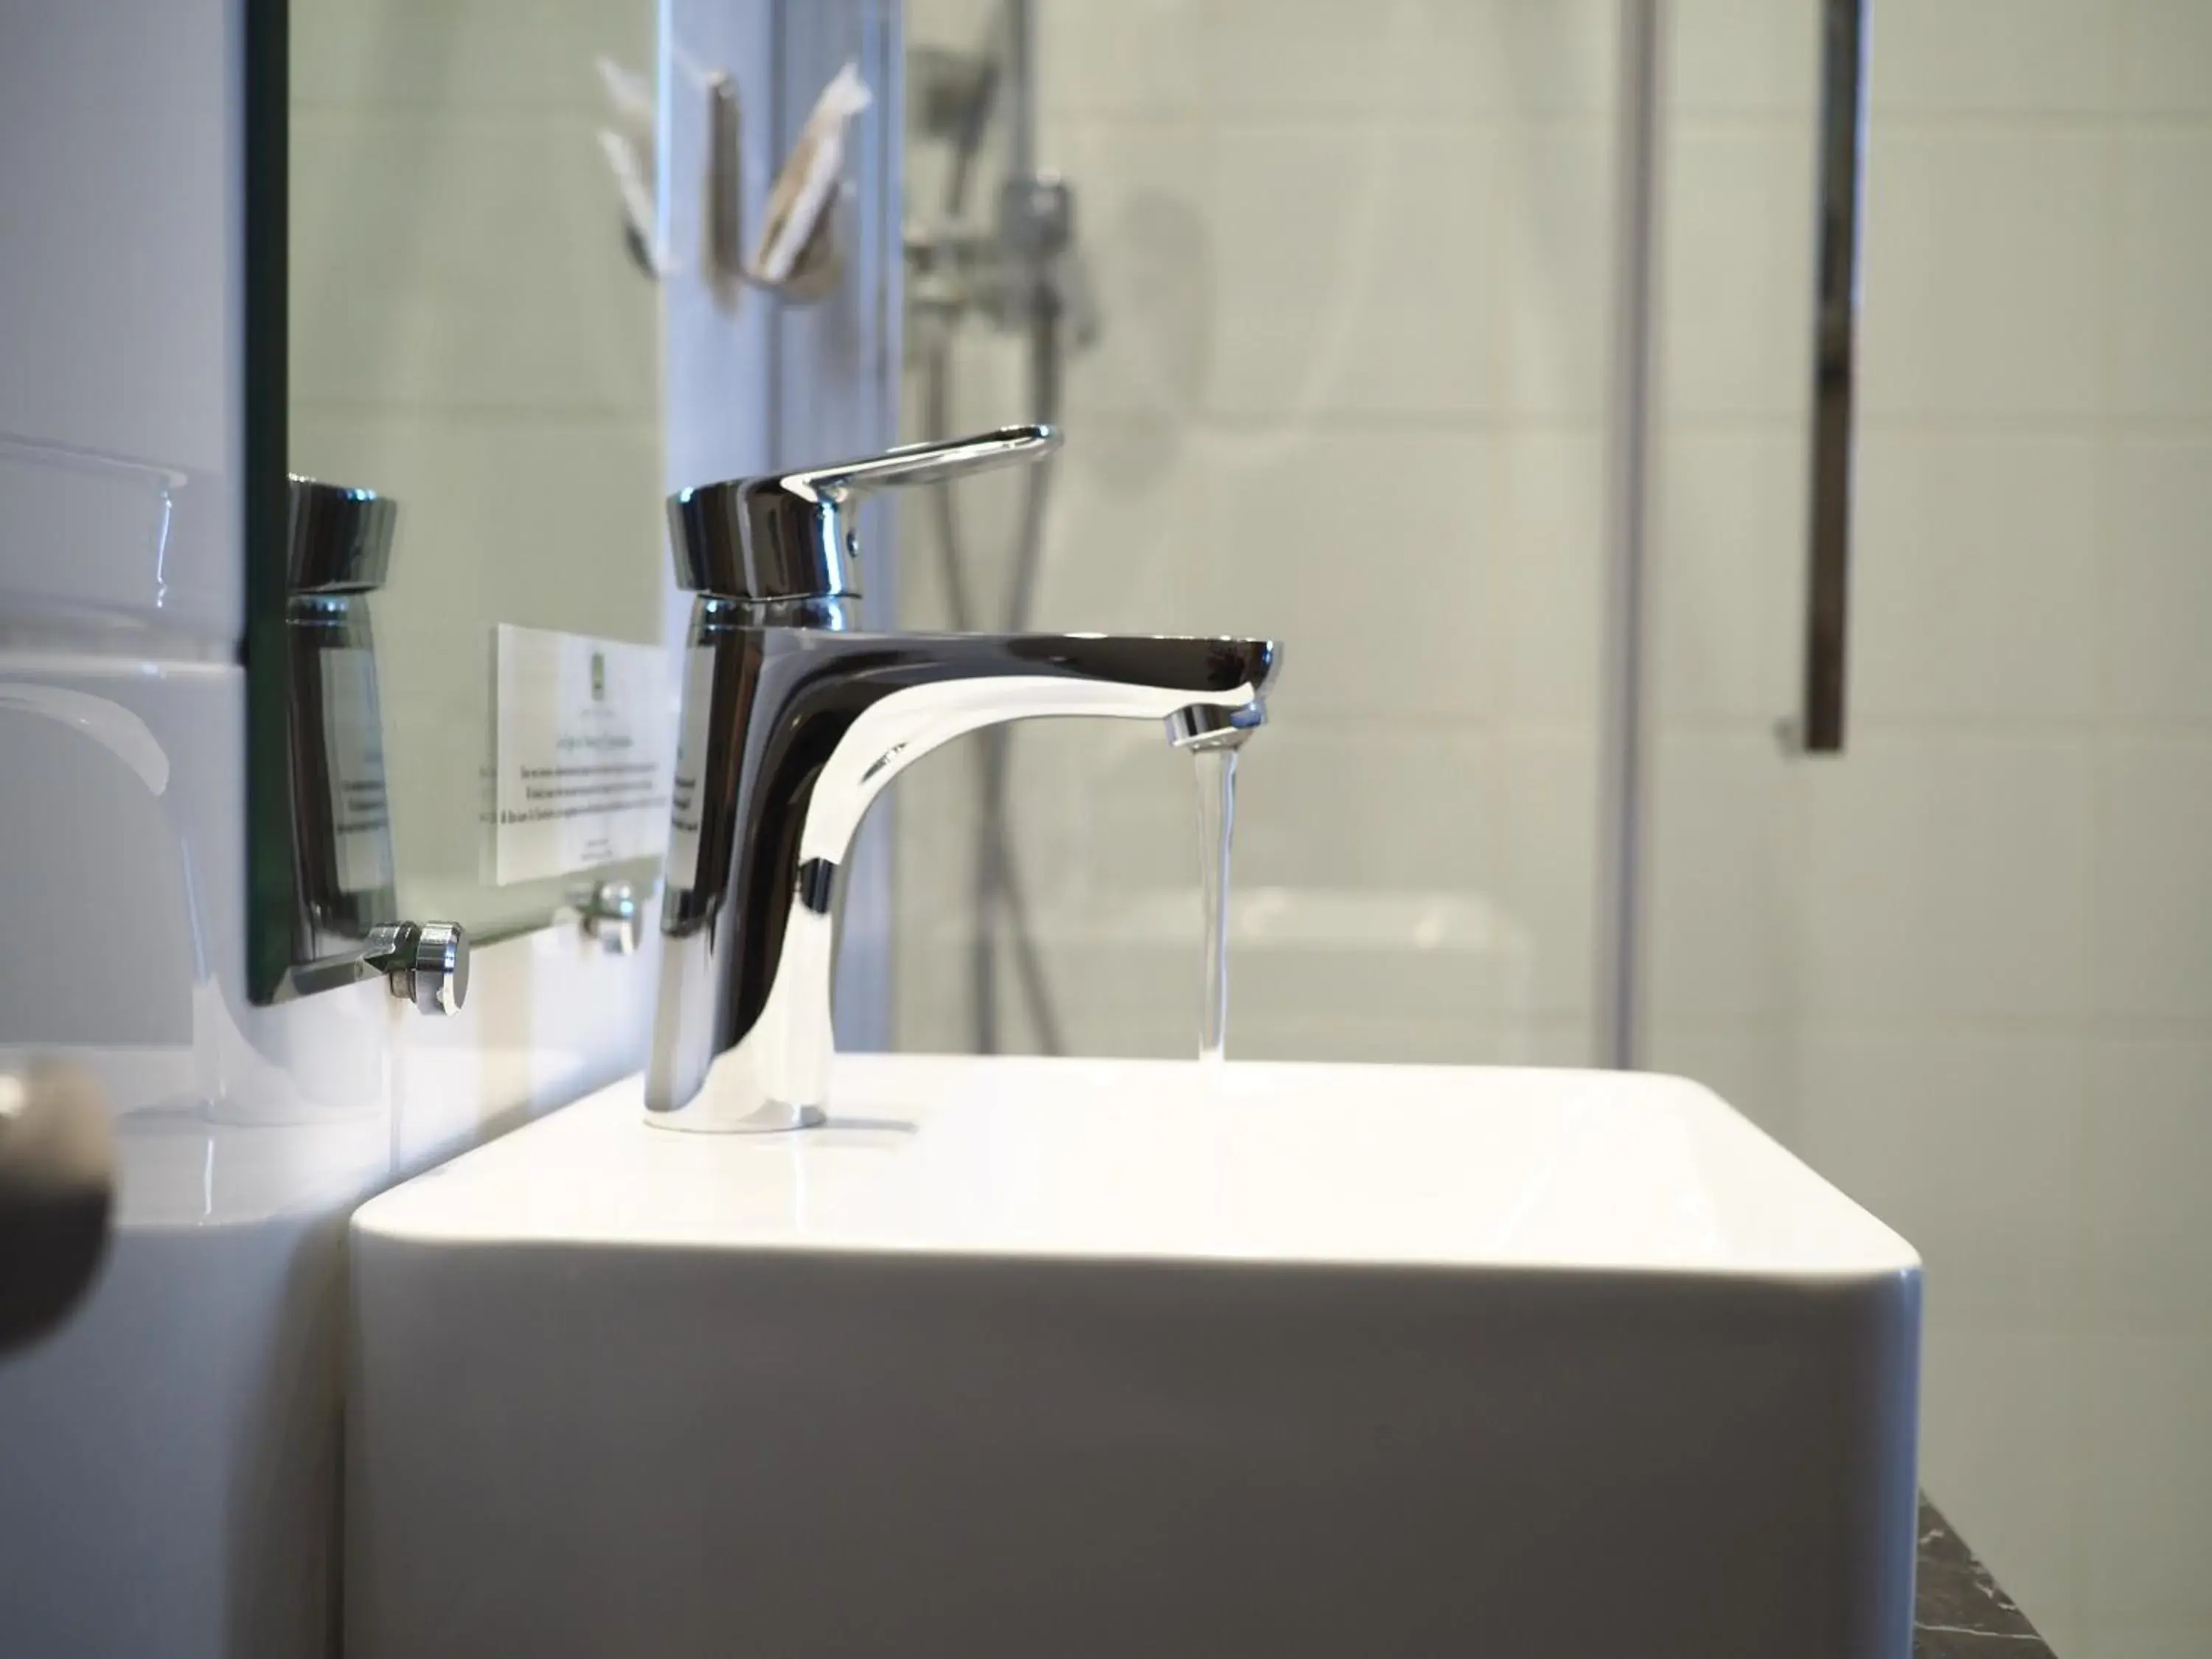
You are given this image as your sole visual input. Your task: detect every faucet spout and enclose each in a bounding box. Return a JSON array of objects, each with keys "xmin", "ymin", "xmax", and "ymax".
[{"xmin": 646, "ymin": 625, "xmax": 1279, "ymax": 1130}]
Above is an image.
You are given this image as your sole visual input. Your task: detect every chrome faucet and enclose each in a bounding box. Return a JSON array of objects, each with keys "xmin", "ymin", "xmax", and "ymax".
[{"xmin": 645, "ymin": 425, "xmax": 1280, "ymax": 1131}]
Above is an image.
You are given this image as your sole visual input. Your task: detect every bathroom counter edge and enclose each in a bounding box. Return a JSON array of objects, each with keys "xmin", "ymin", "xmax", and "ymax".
[{"xmin": 1916, "ymin": 1496, "xmax": 2054, "ymax": 1655}]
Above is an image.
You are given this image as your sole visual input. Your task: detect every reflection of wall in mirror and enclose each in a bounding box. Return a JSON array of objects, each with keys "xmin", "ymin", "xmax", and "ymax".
[{"xmin": 287, "ymin": 0, "xmax": 667, "ymax": 932}]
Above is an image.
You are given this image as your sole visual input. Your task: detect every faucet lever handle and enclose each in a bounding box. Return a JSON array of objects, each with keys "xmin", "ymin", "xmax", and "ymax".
[
  {"xmin": 780, "ymin": 423, "xmax": 1060, "ymax": 502},
  {"xmin": 668, "ymin": 425, "xmax": 1061, "ymax": 603}
]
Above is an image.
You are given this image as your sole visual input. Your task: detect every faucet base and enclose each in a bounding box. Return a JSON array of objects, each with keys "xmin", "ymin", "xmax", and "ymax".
[{"xmin": 644, "ymin": 1097, "xmax": 827, "ymax": 1135}]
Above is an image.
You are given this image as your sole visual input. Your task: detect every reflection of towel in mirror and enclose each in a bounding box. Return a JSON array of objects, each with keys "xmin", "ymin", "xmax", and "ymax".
[
  {"xmin": 751, "ymin": 61, "xmax": 872, "ymax": 285},
  {"xmin": 594, "ymin": 55, "xmax": 663, "ymax": 276}
]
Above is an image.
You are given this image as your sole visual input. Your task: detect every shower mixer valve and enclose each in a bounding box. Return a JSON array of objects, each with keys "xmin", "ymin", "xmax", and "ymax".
[
  {"xmin": 644, "ymin": 425, "xmax": 1281, "ymax": 1132},
  {"xmin": 904, "ymin": 175, "xmax": 1099, "ymax": 349}
]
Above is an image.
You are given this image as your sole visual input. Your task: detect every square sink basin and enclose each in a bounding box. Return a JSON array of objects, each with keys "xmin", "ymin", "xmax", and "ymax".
[{"xmin": 347, "ymin": 1056, "xmax": 1921, "ymax": 1659}]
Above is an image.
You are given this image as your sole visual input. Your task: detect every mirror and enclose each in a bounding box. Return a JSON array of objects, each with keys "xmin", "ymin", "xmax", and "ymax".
[{"xmin": 248, "ymin": 0, "xmax": 670, "ymax": 1001}]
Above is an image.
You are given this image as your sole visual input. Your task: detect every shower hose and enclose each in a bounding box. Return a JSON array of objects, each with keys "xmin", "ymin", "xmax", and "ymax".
[{"xmin": 922, "ymin": 94, "xmax": 1068, "ymax": 1057}]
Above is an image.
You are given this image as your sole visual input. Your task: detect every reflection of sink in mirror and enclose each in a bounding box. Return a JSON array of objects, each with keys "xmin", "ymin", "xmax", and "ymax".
[{"xmin": 350, "ymin": 1054, "xmax": 1921, "ymax": 1659}]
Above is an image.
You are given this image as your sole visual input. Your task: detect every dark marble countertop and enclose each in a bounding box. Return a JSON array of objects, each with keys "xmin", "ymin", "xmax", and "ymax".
[{"xmin": 1916, "ymin": 1497, "xmax": 2053, "ymax": 1656}]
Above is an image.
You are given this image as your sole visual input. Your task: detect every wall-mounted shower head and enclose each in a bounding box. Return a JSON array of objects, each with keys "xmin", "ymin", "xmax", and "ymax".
[{"xmin": 908, "ymin": 44, "xmax": 999, "ymax": 154}]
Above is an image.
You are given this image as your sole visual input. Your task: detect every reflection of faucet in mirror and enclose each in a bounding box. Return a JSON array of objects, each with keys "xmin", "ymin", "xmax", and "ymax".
[
  {"xmin": 267, "ymin": 479, "xmax": 468, "ymax": 1015},
  {"xmin": 646, "ymin": 425, "xmax": 1280, "ymax": 1131},
  {"xmin": 281, "ymin": 478, "xmax": 399, "ymax": 961}
]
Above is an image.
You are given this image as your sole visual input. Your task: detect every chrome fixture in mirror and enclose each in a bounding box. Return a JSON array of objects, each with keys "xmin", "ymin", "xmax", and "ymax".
[
  {"xmin": 257, "ymin": 478, "xmax": 469, "ymax": 1012},
  {"xmin": 277, "ymin": 476, "xmax": 398, "ymax": 967},
  {"xmin": 575, "ymin": 879, "xmax": 648, "ymax": 956}
]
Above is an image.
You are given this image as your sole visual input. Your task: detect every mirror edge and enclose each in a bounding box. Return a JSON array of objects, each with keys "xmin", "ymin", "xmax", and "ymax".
[{"xmin": 243, "ymin": 0, "xmax": 293, "ymax": 1005}]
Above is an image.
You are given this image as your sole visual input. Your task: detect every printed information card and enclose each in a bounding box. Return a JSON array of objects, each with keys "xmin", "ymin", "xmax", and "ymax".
[
  {"xmin": 319, "ymin": 645, "xmax": 395, "ymax": 895},
  {"xmin": 492, "ymin": 624, "xmax": 672, "ymax": 885}
]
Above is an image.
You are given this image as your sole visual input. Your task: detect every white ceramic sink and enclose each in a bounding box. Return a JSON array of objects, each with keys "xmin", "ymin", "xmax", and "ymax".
[{"xmin": 347, "ymin": 1056, "xmax": 1921, "ymax": 1659}]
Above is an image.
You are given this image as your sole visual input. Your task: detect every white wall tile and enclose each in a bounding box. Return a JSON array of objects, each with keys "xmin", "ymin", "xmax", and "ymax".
[
  {"xmin": 1916, "ymin": 1324, "xmax": 2084, "ymax": 1644},
  {"xmin": 1236, "ymin": 1009, "xmax": 1590, "ymax": 1068},
  {"xmin": 1797, "ymin": 1030, "xmax": 2085, "ymax": 1323},
  {"xmin": 2079, "ymin": 1335, "xmax": 2212, "ymax": 1627},
  {"xmin": 1201, "ymin": 0, "xmax": 1616, "ymax": 120},
  {"xmin": 1046, "ymin": 118, "xmax": 1219, "ymax": 425},
  {"xmin": 1473, "ymin": 0, "xmax": 1621, "ymax": 120},
  {"xmin": 288, "ymin": 109, "xmax": 657, "ymax": 416},
  {"xmin": 2118, "ymin": 0, "xmax": 2212, "ymax": 115},
  {"xmin": 1496, "ymin": 428, "xmax": 1608, "ymax": 720},
  {"xmin": 2092, "ymin": 739, "xmax": 2212, "ymax": 1023},
  {"xmin": 0, "ymin": 0, "xmax": 240, "ymax": 489},
  {"xmin": 1036, "ymin": 0, "xmax": 1208, "ymax": 116},
  {"xmin": 2115, "ymin": 134, "xmax": 2212, "ymax": 420},
  {"xmin": 1234, "ymin": 724, "xmax": 1503, "ymax": 894},
  {"xmin": 1235, "ymin": 948, "xmax": 1556, "ymax": 1061},
  {"xmin": 0, "ymin": 698, "xmax": 197, "ymax": 1046},
  {"xmin": 1660, "ymin": 124, "xmax": 1817, "ymax": 417},
  {"xmin": 1851, "ymin": 433, "xmax": 2099, "ymax": 720},
  {"xmin": 1494, "ymin": 731, "xmax": 1600, "ymax": 1021},
  {"xmin": 2081, "ymin": 1039, "xmax": 2212, "ymax": 1333},
  {"xmin": 1209, "ymin": 124, "xmax": 1496, "ymax": 417},
  {"xmin": 1008, "ymin": 720, "xmax": 1197, "ymax": 894},
  {"xmin": 1208, "ymin": 428, "xmax": 1503, "ymax": 720},
  {"xmin": 1668, "ymin": 0, "xmax": 1818, "ymax": 116},
  {"xmin": 2103, "ymin": 438, "xmax": 2212, "ymax": 723},
  {"xmin": 1801, "ymin": 737, "xmax": 2093, "ymax": 1020},
  {"xmin": 287, "ymin": 411, "xmax": 664, "ymax": 638},
  {"xmin": 1871, "ymin": 0, "xmax": 2115, "ymax": 115},
  {"xmin": 905, "ymin": 0, "xmax": 997, "ymax": 45},
  {"xmin": 1029, "ymin": 421, "xmax": 1228, "ymax": 635},
  {"xmin": 291, "ymin": 0, "xmax": 650, "ymax": 111},
  {"xmin": 1494, "ymin": 124, "xmax": 1616, "ymax": 417},
  {"xmin": 894, "ymin": 890, "xmax": 1569, "ymax": 1062},
  {"xmin": 1646, "ymin": 733, "xmax": 1809, "ymax": 1018},
  {"xmin": 1653, "ymin": 427, "xmax": 1804, "ymax": 722},
  {"xmin": 388, "ymin": 926, "xmax": 648, "ymax": 1176},
  {"xmin": 1860, "ymin": 131, "xmax": 2107, "ymax": 420},
  {"xmin": 2093, "ymin": 1627, "xmax": 2212, "ymax": 1659},
  {"xmin": 1643, "ymin": 1020, "xmax": 1808, "ymax": 1147},
  {"xmin": 1211, "ymin": 122, "xmax": 1610, "ymax": 419},
  {"xmin": 895, "ymin": 336, "xmax": 1038, "ymax": 631},
  {"xmin": 948, "ymin": 719, "xmax": 1601, "ymax": 1051}
]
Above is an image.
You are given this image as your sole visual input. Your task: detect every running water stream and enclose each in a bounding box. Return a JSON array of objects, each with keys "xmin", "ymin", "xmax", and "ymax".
[{"xmin": 1192, "ymin": 741, "xmax": 1239, "ymax": 1065}]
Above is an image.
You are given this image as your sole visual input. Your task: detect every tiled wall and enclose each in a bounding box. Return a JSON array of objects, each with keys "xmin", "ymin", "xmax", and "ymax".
[
  {"xmin": 288, "ymin": 0, "xmax": 665, "ymax": 932},
  {"xmin": 1649, "ymin": 4, "xmax": 2211, "ymax": 1655},
  {"xmin": 895, "ymin": 0, "xmax": 1621, "ymax": 1068},
  {"xmin": 0, "ymin": 1, "xmax": 695, "ymax": 1647},
  {"xmin": 901, "ymin": 3, "xmax": 2211, "ymax": 1655}
]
